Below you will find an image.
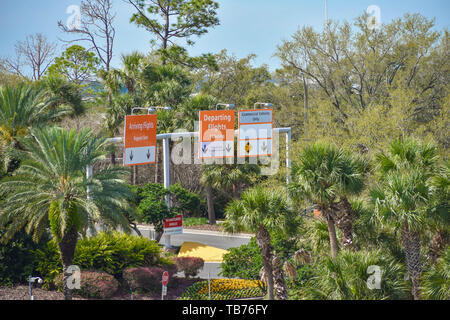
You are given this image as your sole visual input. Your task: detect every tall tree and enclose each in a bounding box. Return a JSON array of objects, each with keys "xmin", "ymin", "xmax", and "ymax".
[
  {"xmin": 2, "ymin": 33, "xmax": 57, "ymax": 81},
  {"xmin": 58, "ymin": 0, "xmax": 116, "ymax": 72},
  {"xmin": 275, "ymin": 13, "xmax": 449, "ymax": 151},
  {"xmin": 0, "ymin": 84, "xmax": 67, "ymax": 172},
  {"xmin": 289, "ymin": 142, "xmax": 369, "ymax": 258},
  {"xmin": 0, "ymin": 126, "xmax": 135, "ymax": 300},
  {"xmin": 43, "ymin": 75, "xmax": 86, "ymax": 130},
  {"xmin": 47, "ymin": 45, "xmax": 100, "ymax": 85},
  {"xmin": 128, "ymin": 0, "xmax": 219, "ymax": 49},
  {"xmin": 370, "ymin": 137, "xmax": 439, "ymax": 300},
  {"xmin": 223, "ymin": 187, "xmax": 294, "ymax": 300}
]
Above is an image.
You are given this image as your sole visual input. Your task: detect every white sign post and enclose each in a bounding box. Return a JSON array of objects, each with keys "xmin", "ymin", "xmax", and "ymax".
[{"xmin": 163, "ymin": 215, "xmax": 183, "ymax": 249}]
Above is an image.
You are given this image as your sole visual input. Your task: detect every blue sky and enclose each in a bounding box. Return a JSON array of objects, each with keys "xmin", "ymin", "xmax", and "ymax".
[{"xmin": 0, "ymin": 0, "xmax": 449, "ymax": 72}]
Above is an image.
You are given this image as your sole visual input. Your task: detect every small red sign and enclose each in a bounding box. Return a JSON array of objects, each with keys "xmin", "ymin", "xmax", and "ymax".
[
  {"xmin": 162, "ymin": 271, "xmax": 169, "ymax": 286},
  {"xmin": 164, "ymin": 215, "xmax": 183, "ymax": 229}
]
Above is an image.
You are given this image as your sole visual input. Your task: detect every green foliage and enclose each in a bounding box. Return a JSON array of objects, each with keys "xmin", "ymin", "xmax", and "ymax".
[
  {"xmin": 370, "ymin": 137, "xmax": 438, "ymax": 231},
  {"xmin": 0, "ymin": 126, "xmax": 135, "ymax": 243},
  {"xmin": 183, "ymin": 217, "xmax": 208, "ymax": 226},
  {"xmin": 43, "ymin": 75, "xmax": 85, "ymax": 118},
  {"xmin": 292, "ymin": 250, "xmax": 409, "ymax": 300},
  {"xmin": 136, "ymin": 183, "xmax": 172, "ymax": 234},
  {"xmin": 221, "ymin": 233, "xmax": 301, "ymax": 281},
  {"xmin": 0, "ymin": 84, "xmax": 67, "ymax": 172},
  {"xmin": 289, "ymin": 142, "xmax": 369, "ymax": 208},
  {"xmin": 169, "ymin": 183, "xmax": 202, "ymax": 217},
  {"xmin": 0, "ymin": 228, "xmax": 49, "ymax": 285},
  {"xmin": 197, "ymin": 50, "xmax": 271, "ymax": 106},
  {"xmin": 135, "ymin": 183, "xmax": 203, "ymax": 234},
  {"xmin": 141, "ymin": 63, "xmax": 191, "ymax": 109},
  {"xmin": 46, "ymin": 45, "xmax": 100, "ymax": 84},
  {"xmin": 276, "ymin": 13, "xmax": 448, "ymax": 153},
  {"xmin": 129, "ymin": 0, "xmax": 220, "ymax": 48},
  {"xmin": 220, "ymin": 238, "xmax": 262, "ymax": 280},
  {"xmin": 33, "ymin": 231, "xmax": 170, "ymax": 288},
  {"xmin": 421, "ymin": 246, "xmax": 450, "ymax": 300},
  {"xmin": 223, "ymin": 186, "xmax": 295, "ymax": 235}
]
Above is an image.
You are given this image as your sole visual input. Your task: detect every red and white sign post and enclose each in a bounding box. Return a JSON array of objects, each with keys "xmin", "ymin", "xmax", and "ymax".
[
  {"xmin": 163, "ymin": 215, "xmax": 183, "ymax": 249},
  {"xmin": 161, "ymin": 271, "xmax": 169, "ymax": 300}
]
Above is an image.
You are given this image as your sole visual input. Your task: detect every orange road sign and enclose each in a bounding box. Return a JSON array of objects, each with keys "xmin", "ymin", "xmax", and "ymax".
[
  {"xmin": 199, "ymin": 110, "xmax": 235, "ymax": 159},
  {"xmin": 124, "ymin": 114, "xmax": 157, "ymax": 166},
  {"xmin": 238, "ymin": 109, "xmax": 273, "ymax": 157}
]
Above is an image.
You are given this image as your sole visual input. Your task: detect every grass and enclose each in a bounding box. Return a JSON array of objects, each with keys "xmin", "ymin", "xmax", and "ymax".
[{"xmin": 183, "ymin": 217, "xmax": 209, "ymax": 226}]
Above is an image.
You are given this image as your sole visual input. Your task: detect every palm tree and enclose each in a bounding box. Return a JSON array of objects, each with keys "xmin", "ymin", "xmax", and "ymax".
[
  {"xmin": 421, "ymin": 246, "xmax": 450, "ymax": 300},
  {"xmin": 289, "ymin": 142, "xmax": 369, "ymax": 258},
  {"xmin": 0, "ymin": 84, "xmax": 66, "ymax": 172},
  {"xmin": 120, "ymin": 52, "xmax": 145, "ymax": 95},
  {"xmin": 370, "ymin": 168, "xmax": 431, "ymax": 300},
  {"xmin": 297, "ymin": 250, "xmax": 408, "ymax": 300},
  {"xmin": 222, "ymin": 186, "xmax": 294, "ymax": 300},
  {"xmin": 427, "ymin": 161, "xmax": 449, "ymax": 264},
  {"xmin": 200, "ymin": 165, "xmax": 217, "ymax": 225},
  {"xmin": 200, "ymin": 163, "xmax": 260, "ymax": 225},
  {"xmin": 370, "ymin": 137, "xmax": 440, "ymax": 300},
  {"xmin": 0, "ymin": 126, "xmax": 134, "ymax": 300},
  {"xmin": 42, "ymin": 75, "xmax": 85, "ymax": 130},
  {"xmin": 175, "ymin": 94, "xmax": 217, "ymax": 132}
]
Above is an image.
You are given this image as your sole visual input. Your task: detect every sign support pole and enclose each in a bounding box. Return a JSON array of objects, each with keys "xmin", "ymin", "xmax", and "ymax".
[
  {"xmin": 92, "ymin": 127, "xmax": 292, "ymax": 239},
  {"xmin": 286, "ymin": 129, "xmax": 292, "ymax": 184},
  {"xmin": 86, "ymin": 164, "xmax": 93, "ymax": 201},
  {"xmin": 163, "ymin": 136, "xmax": 171, "ymax": 249}
]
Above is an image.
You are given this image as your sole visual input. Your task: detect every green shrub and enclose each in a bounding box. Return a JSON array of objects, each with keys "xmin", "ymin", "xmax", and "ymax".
[
  {"xmin": 174, "ymin": 257, "xmax": 204, "ymax": 278},
  {"xmin": 290, "ymin": 249, "xmax": 409, "ymax": 300},
  {"xmin": 33, "ymin": 231, "xmax": 172, "ymax": 288},
  {"xmin": 0, "ymin": 228, "xmax": 50, "ymax": 285},
  {"xmin": 136, "ymin": 183, "xmax": 173, "ymax": 234},
  {"xmin": 168, "ymin": 183, "xmax": 202, "ymax": 217},
  {"xmin": 421, "ymin": 246, "xmax": 450, "ymax": 300},
  {"xmin": 220, "ymin": 238, "xmax": 262, "ymax": 280},
  {"xmin": 123, "ymin": 266, "xmax": 165, "ymax": 293},
  {"xmin": 55, "ymin": 271, "xmax": 119, "ymax": 299},
  {"xmin": 135, "ymin": 183, "xmax": 204, "ymax": 234}
]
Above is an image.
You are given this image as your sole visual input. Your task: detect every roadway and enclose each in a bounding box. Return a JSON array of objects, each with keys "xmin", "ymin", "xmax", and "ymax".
[{"xmin": 136, "ymin": 226, "xmax": 252, "ymax": 279}]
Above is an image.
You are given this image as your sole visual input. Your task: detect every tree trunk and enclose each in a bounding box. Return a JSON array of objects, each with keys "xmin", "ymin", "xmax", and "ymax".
[
  {"xmin": 302, "ymin": 73, "xmax": 308, "ymax": 136},
  {"xmin": 428, "ymin": 229, "xmax": 448, "ymax": 264},
  {"xmin": 133, "ymin": 165, "xmax": 138, "ymax": 185},
  {"xmin": 206, "ymin": 185, "xmax": 216, "ymax": 225},
  {"xmin": 154, "ymin": 144, "xmax": 159, "ymax": 183},
  {"xmin": 272, "ymin": 255, "xmax": 288, "ymax": 300},
  {"xmin": 334, "ymin": 198, "xmax": 356, "ymax": 249},
  {"xmin": 326, "ymin": 217, "xmax": 339, "ymax": 259},
  {"xmin": 256, "ymin": 227, "xmax": 274, "ymax": 300},
  {"xmin": 110, "ymin": 152, "xmax": 116, "ymax": 166},
  {"xmin": 57, "ymin": 226, "xmax": 79, "ymax": 300},
  {"xmin": 402, "ymin": 222, "xmax": 422, "ymax": 300},
  {"xmin": 155, "ymin": 230, "xmax": 163, "ymax": 243}
]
